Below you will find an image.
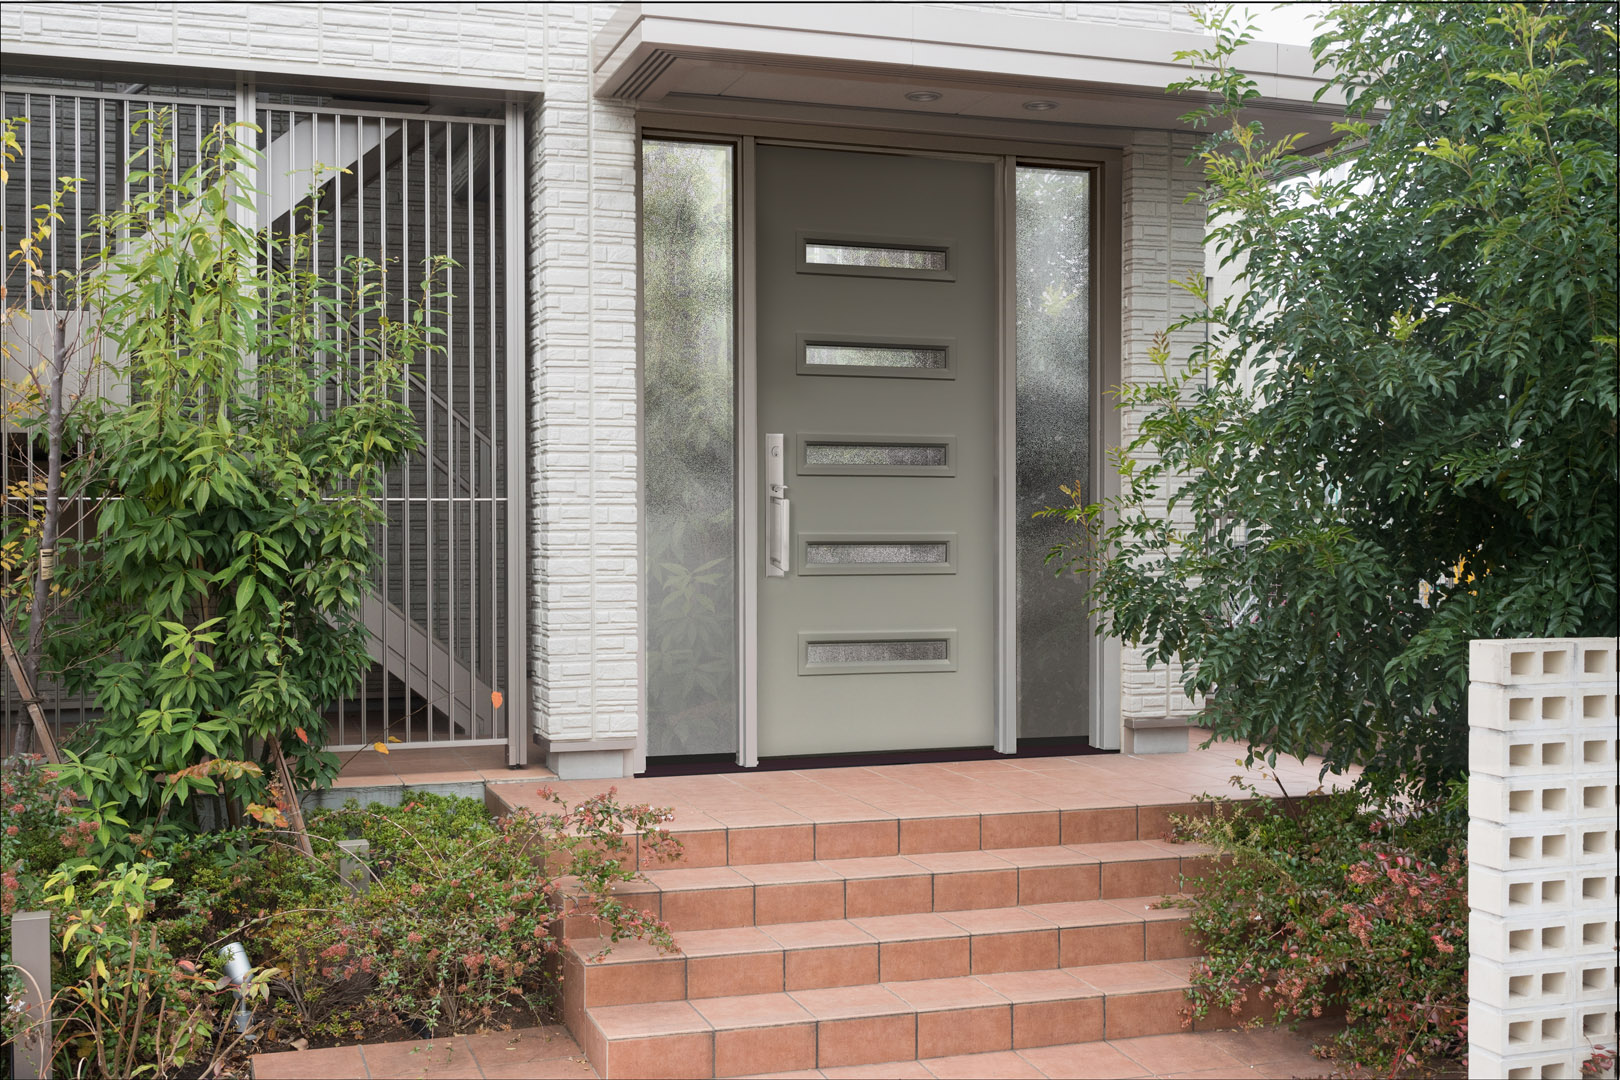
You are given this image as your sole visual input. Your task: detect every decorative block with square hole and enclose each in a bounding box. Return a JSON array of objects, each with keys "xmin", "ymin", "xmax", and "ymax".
[
  {"xmin": 1468, "ymin": 957, "xmax": 1618, "ymax": 1009},
  {"xmin": 1469, "ymin": 1045, "xmax": 1589, "ymax": 1080},
  {"xmin": 1470, "ymin": 910, "xmax": 1610, "ymax": 965},
  {"xmin": 1469, "ymin": 637, "xmax": 1619, "ymax": 1080}
]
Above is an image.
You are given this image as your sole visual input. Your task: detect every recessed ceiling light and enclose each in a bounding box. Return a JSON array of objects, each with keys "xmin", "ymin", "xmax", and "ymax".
[
  {"xmin": 1023, "ymin": 100, "xmax": 1059, "ymax": 112},
  {"xmin": 905, "ymin": 90, "xmax": 943, "ymax": 102}
]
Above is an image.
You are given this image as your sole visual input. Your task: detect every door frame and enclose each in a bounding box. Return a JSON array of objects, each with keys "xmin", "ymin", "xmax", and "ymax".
[{"xmin": 638, "ymin": 115, "xmax": 1122, "ymax": 768}]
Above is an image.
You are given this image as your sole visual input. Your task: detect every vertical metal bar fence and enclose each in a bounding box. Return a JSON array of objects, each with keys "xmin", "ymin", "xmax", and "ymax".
[{"xmin": 1, "ymin": 83, "xmax": 522, "ymax": 759}]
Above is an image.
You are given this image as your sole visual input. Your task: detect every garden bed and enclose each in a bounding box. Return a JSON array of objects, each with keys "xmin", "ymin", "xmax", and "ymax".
[
  {"xmin": 1166, "ymin": 777, "xmax": 1469, "ymax": 1076},
  {"xmin": 2, "ymin": 756, "xmax": 677, "ymax": 1078}
]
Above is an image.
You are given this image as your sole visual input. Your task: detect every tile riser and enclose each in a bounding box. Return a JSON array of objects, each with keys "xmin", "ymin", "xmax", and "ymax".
[
  {"xmin": 487, "ymin": 793, "xmax": 1237, "ymax": 871},
  {"xmin": 558, "ymin": 852, "xmax": 1217, "ymax": 935},
  {"xmin": 581, "ymin": 978, "xmax": 1206, "ymax": 1079},
  {"xmin": 566, "ymin": 908, "xmax": 1199, "ymax": 1008}
]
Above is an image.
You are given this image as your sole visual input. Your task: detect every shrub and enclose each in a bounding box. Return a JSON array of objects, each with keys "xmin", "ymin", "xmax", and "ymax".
[
  {"xmin": 1049, "ymin": 2, "xmax": 1618, "ymax": 795},
  {"xmin": 257, "ymin": 787, "xmax": 679, "ymax": 1041},
  {"xmin": 1171, "ymin": 780, "xmax": 1467, "ymax": 1075},
  {"xmin": 4, "ymin": 765, "xmax": 681, "ymax": 1069},
  {"xmin": 2, "ymin": 755, "xmax": 96, "ymax": 916},
  {"xmin": 2, "ymin": 859, "xmax": 270, "ymax": 1079},
  {"xmin": 14, "ymin": 111, "xmax": 436, "ymax": 859}
]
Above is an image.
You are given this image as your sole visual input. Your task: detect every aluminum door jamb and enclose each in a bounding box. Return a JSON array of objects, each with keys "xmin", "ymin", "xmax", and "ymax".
[
  {"xmin": 738, "ymin": 134, "xmax": 761, "ymax": 768},
  {"xmin": 631, "ymin": 121, "xmax": 650, "ymax": 778},
  {"xmin": 1090, "ymin": 155, "xmax": 1124, "ymax": 751},
  {"xmin": 505, "ymin": 99, "xmax": 531, "ymax": 766},
  {"xmin": 994, "ymin": 155, "xmax": 1018, "ymax": 756}
]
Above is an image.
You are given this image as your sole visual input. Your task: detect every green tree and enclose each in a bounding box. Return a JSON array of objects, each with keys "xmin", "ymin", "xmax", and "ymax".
[
  {"xmin": 1053, "ymin": 3, "xmax": 1618, "ymax": 793},
  {"xmin": 39, "ymin": 115, "xmax": 435, "ymax": 856}
]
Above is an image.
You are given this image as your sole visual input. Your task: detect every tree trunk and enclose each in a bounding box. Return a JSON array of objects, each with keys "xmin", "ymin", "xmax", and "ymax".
[
  {"xmin": 13, "ymin": 318, "xmax": 68, "ymax": 756},
  {"xmin": 269, "ymin": 739, "xmax": 315, "ymax": 858},
  {"xmin": 1, "ymin": 620, "xmax": 59, "ymax": 762},
  {"xmin": 25, "ymin": 319, "xmax": 67, "ymax": 683}
]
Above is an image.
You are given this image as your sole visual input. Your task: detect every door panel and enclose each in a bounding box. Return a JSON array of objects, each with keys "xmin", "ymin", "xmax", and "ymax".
[{"xmin": 756, "ymin": 146, "xmax": 996, "ymax": 757}]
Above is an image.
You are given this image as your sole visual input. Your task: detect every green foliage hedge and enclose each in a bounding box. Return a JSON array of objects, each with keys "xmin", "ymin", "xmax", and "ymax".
[{"xmin": 1052, "ymin": 2, "xmax": 1618, "ymax": 794}]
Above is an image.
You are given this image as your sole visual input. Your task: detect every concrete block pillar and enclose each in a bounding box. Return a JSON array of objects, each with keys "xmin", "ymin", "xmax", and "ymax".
[{"xmin": 1467, "ymin": 637, "xmax": 1618, "ymax": 1079}]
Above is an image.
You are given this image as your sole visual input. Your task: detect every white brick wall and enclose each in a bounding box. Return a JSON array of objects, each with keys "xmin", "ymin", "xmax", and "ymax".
[
  {"xmin": 1469, "ymin": 638, "xmax": 1619, "ymax": 1080},
  {"xmin": 0, "ymin": 2, "xmax": 549, "ymax": 90},
  {"xmin": 527, "ymin": 5, "xmax": 642, "ymax": 748},
  {"xmin": 4, "ymin": 1, "xmax": 1223, "ymax": 761},
  {"xmin": 1118, "ymin": 128, "xmax": 1208, "ymax": 729}
]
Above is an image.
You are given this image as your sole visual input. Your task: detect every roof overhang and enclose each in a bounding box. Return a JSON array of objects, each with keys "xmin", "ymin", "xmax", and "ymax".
[{"xmin": 595, "ymin": 3, "xmax": 1345, "ymax": 151}]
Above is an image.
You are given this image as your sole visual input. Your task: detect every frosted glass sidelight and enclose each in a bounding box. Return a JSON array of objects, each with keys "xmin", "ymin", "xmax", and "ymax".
[
  {"xmin": 804, "ymin": 343, "xmax": 948, "ymax": 369},
  {"xmin": 643, "ymin": 139, "xmax": 737, "ymax": 757},
  {"xmin": 1016, "ymin": 166, "xmax": 1092, "ymax": 740},
  {"xmin": 806, "ymin": 639, "xmax": 949, "ymax": 665},
  {"xmin": 803, "ymin": 241, "xmax": 946, "ymax": 271},
  {"xmin": 804, "ymin": 542, "xmax": 949, "ymax": 565}
]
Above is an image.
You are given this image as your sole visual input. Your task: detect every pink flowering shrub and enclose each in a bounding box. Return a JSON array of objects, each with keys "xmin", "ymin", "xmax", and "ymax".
[
  {"xmin": 1170, "ymin": 779, "xmax": 1467, "ymax": 1076},
  {"xmin": 1, "ymin": 755, "xmax": 96, "ymax": 917},
  {"xmin": 260, "ymin": 788, "xmax": 679, "ymax": 1040}
]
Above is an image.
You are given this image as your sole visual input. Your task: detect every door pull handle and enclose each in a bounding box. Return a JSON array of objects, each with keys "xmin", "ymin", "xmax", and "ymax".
[{"xmin": 766, "ymin": 434, "xmax": 790, "ymax": 577}]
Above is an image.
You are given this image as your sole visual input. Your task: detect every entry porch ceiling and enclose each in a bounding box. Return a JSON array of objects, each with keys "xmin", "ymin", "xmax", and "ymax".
[{"xmin": 595, "ymin": 3, "xmax": 1345, "ymax": 151}]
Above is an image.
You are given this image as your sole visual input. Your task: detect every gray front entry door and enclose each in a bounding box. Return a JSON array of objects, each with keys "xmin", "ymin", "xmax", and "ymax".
[{"xmin": 756, "ymin": 145, "xmax": 996, "ymax": 757}]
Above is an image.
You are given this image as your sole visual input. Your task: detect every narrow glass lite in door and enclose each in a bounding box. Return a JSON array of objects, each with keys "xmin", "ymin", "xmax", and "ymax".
[
  {"xmin": 798, "ymin": 435, "xmax": 956, "ymax": 476},
  {"xmin": 797, "ymin": 335, "xmax": 955, "ymax": 380},
  {"xmin": 797, "ymin": 231, "xmax": 956, "ymax": 281},
  {"xmin": 804, "ymin": 444, "xmax": 945, "ymax": 467},
  {"xmin": 798, "ymin": 631, "xmax": 958, "ymax": 675},
  {"xmin": 804, "ymin": 541, "xmax": 948, "ymax": 565},
  {"xmin": 806, "ymin": 640, "xmax": 948, "ymax": 664},
  {"xmin": 803, "ymin": 343, "xmax": 947, "ymax": 369},
  {"xmin": 802, "ymin": 241, "xmax": 946, "ymax": 271},
  {"xmin": 798, "ymin": 533, "xmax": 956, "ymax": 575}
]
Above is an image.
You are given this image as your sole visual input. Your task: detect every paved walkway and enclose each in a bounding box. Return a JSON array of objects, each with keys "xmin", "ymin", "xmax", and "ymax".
[
  {"xmin": 251, "ymin": 1021, "xmax": 1357, "ymax": 1078},
  {"xmin": 251, "ymin": 1024, "xmax": 591, "ymax": 1079}
]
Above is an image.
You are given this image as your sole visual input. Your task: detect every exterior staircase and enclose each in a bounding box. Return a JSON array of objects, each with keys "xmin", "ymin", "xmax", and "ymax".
[
  {"xmin": 553, "ymin": 802, "xmax": 1232, "ymax": 1078},
  {"xmin": 359, "ymin": 593, "xmax": 497, "ymax": 739}
]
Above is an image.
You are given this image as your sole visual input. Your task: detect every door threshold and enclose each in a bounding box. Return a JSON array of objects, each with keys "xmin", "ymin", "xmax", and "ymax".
[{"xmin": 640, "ymin": 737, "xmax": 1107, "ymax": 777}]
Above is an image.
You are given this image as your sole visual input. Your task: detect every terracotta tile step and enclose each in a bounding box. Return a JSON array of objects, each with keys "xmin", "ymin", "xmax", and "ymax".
[
  {"xmin": 563, "ymin": 896, "xmax": 1199, "ymax": 1008},
  {"xmin": 578, "ymin": 959, "xmax": 1208, "ymax": 1079},
  {"xmin": 559, "ymin": 842, "xmax": 1218, "ymax": 935},
  {"xmin": 484, "ymin": 792, "xmax": 1228, "ymax": 872}
]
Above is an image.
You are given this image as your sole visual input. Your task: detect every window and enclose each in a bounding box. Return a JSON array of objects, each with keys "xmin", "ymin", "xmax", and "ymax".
[{"xmin": 642, "ymin": 138, "xmax": 737, "ymax": 756}]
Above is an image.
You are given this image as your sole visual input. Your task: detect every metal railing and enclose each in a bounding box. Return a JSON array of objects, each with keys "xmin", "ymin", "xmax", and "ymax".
[{"xmin": 1, "ymin": 80, "xmax": 527, "ymax": 761}]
